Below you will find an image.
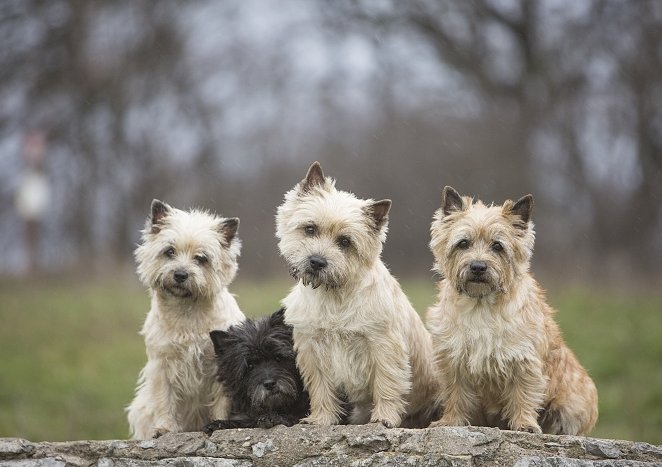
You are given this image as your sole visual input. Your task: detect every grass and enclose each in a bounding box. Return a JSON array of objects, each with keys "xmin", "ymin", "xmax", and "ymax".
[{"xmin": 0, "ymin": 277, "xmax": 660, "ymax": 443}]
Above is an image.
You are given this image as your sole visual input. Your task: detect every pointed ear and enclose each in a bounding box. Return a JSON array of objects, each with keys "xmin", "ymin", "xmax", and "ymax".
[
  {"xmin": 269, "ymin": 308, "xmax": 286, "ymax": 327},
  {"xmin": 149, "ymin": 199, "xmax": 171, "ymax": 234},
  {"xmin": 509, "ymin": 194, "xmax": 533, "ymax": 228},
  {"xmin": 209, "ymin": 330, "xmax": 230, "ymax": 356},
  {"xmin": 218, "ymin": 217, "xmax": 239, "ymax": 244},
  {"xmin": 301, "ymin": 161, "xmax": 325, "ymax": 193},
  {"xmin": 442, "ymin": 186, "xmax": 464, "ymax": 215},
  {"xmin": 368, "ymin": 199, "xmax": 392, "ymax": 230}
]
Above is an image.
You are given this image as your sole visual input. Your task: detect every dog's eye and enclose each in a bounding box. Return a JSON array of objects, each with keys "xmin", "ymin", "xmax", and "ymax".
[
  {"xmin": 457, "ymin": 239, "xmax": 470, "ymax": 249},
  {"xmin": 164, "ymin": 247, "xmax": 176, "ymax": 258},
  {"xmin": 194, "ymin": 255, "xmax": 208, "ymax": 265},
  {"xmin": 337, "ymin": 236, "xmax": 351, "ymax": 249},
  {"xmin": 491, "ymin": 241, "xmax": 504, "ymax": 252},
  {"xmin": 246, "ymin": 362, "xmax": 254, "ymax": 370},
  {"xmin": 304, "ymin": 225, "xmax": 317, "ymax": 236},
  {"xmin": 274, "ymin": 356, "xmax": 281, "ymax": 363}
]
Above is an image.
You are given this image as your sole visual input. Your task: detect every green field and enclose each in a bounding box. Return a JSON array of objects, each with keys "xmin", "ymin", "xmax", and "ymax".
[{"xmin": 0, "ymin": 277, "xmax": 660, "ymax": 443}]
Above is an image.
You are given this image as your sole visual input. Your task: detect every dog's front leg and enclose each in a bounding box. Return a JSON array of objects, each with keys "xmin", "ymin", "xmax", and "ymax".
[
  {"xmin": 502, "ymin": 360, "xmax": 545, "ymax": 434},
  {"xmin": 149, "ymin": 360, "xmax": 182, "ymax": 437},
  {"xmin": 430, "ymin": 360, "xmax": 478, "ymax": 428},
  {"xmin": 369, "ymin": 333, "xmax": 411, "ymax": 428},
  {"xmin": 296, "ymin": 341, "xmax": 342, "ymax": 425}
]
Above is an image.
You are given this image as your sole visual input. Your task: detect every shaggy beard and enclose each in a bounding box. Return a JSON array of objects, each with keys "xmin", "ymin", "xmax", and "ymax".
[
  {"xmin": 455, "ymin": 269, "xmax": 506, "ymax": 298},
  {"xmin": 289, "ymin": 265, "xmax": 344, "ymax": 290},
  {"xmin": 250, "ymin": 379, "xmax": 298, "ymax": 413}
]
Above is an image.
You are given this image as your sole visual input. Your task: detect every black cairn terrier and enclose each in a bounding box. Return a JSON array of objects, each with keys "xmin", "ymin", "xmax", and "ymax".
[{"xmin": 204, "ymin": 308, "xmax": 310, "ymax": 432}]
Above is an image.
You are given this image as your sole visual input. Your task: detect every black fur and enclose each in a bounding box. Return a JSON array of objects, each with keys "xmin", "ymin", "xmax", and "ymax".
[{"xmin": 204, "ymin": 308, "xmax": 310, "ymax": 433}]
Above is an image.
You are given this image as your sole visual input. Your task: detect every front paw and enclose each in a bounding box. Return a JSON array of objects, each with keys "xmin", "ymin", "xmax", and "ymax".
[
  {"xmin": 301, "ymin": 413, "xmax": 339, "ymax": 426},
  {"xmin": 370, "ymin": 418, "xmax": 397, "ymax": 429},
  {"xmin": 203, "ymin": 420, "xmax": 231, "ymax": 434},
  {"xmin": 256, "ymin": 414, "xmax": 295, "ymax": 429},
  {"xmin": 430, "ymin": 414, "xmax": 470, "ymax": 428},
  {"xmin": 152, "ymin": 428, "xmax": 170, "ymax": 438},
  {"xmin": 370, "ymin": 411, "xmax": 400, "ymax": 428},
  {"xmin": 512, "ymin": 423, "xmax": 542, "ymax": 434}
]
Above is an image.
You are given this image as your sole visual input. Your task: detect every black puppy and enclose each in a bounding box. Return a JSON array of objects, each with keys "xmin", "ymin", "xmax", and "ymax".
[{"xmin": 204, "ymin": 308, "xmax": 310, "ymax": 432}]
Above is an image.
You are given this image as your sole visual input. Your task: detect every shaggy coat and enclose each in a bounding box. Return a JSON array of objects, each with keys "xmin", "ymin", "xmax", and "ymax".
[
  {"xmin": 204, "ymin": 308, "xmax": 310, "ymax": 431},
  {"xmin": 427, "ymin": 187, "xmax": 598, "ymax": 435},
  {"xmin": 277, "ymin": 162, "xmax": 440, "ymax": 428},
  {"xmin": 127, "ymin": 200, "xmax": 245, "ymax": 439}
]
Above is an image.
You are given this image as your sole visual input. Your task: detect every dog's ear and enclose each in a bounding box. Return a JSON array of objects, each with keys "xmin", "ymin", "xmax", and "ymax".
[
  {"xmin": 269, "ymin": 308, "xmax": 286, "ymax": 327},
  {"xmin": 441, "ymin": 186, "xmax": 464, "ymax": 215},
  {"xmin": 209, "ymin": 330, "xmax": 230, "ymax": 356},
  {"xmin": 218, "ymin": 217, "xmax": 239, "ymax": 244},
  {"xmin": 149, "ymin": 199, "xmax": 171, "ymax": 234},
  {"xmin": 367, "ymin": 199, "xmax": 392, "ymax": 230},
  {"xmin": 301, "ymin": 161, "xmax": 325, "ymax": 193},
  {"xmin": 505, "ymin": 194, "xmax": 533, "ymax": 229}
]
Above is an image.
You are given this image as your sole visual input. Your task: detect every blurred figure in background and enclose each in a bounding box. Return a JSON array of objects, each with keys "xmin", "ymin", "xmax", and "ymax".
[{"xmin": 15, "ymin": 130, "xmax": 50, "ymax": 277}]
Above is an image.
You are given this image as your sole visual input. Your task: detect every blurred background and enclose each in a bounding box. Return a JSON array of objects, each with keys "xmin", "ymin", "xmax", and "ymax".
[{"xmin": 1, "ymin": 0, "xmax": 661, "ymax": 443}]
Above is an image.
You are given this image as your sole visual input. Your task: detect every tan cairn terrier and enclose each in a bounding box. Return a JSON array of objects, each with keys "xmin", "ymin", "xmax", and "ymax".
[
  {"xmin": 276, "ymin": 162, "xmax": 440, "ymax": 428},
  {"xmin": 127, "ymin": 200, "xmax": 246, "ymax": 439},
  {"xmin": 427, "ymin": 187, "xmax": 598, "ymax": 435}
]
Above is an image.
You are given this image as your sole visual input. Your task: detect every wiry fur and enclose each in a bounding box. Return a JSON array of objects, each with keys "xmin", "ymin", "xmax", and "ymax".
[
  {"xmin": 204, "ymin": 308, "xmax": 310, "ymax": 432},
  {"xmin": 277, "ymin": 162, "xmax": 441, "ymax": 428},
  {"xmin": 427, "ymin": 187, "xmax": 598, "ymax": 435},
  {"xmin": 127, "ymin": 200, "xmax": 245, "ymax": 439}
]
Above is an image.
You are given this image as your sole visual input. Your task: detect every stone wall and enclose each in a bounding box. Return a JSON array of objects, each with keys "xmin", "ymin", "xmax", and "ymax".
[{"xmin": 2, "ymin": 425, "xmax": 661, "ymax": 466}]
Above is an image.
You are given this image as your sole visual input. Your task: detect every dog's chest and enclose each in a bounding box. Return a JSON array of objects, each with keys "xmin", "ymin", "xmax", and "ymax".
[
  {"xmin": 438, "ymin": 303, "xmax": 537, "ymax": 378},
  {"xmin": 315, "ymin": 330, "xmax": 373, "ymax": 398}
]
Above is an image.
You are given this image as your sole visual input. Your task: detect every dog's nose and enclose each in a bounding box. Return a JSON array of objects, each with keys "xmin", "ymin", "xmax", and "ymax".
[
  {"xmin": 263, "ymin": 379, "xmax": 276, "ymax": 390},
  {"xmin": 470, "ymin": 261, "xmax": 487, "ymax": 274},
  {"xmin": 308, "ymin": 255, "xmax": 327, "ymax": 271},
  {"xmin": 173, "ymin": 270, "xmax": 189, "ymax": 283}
]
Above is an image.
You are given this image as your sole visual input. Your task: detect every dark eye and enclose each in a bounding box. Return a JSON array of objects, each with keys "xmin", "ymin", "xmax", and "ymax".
[
  {"xmin": 194, "ymin": 255, "xmax": 208, "ymax": 265},
  {"xmin": 492, "ymin": 241, "xmax": 504, "ymax": 252},
  {"xmin": 164, "ymin": 247, "xmax": 175, "ymax": 258},
  {"xmin": 338, "ymin": 236, "xmax": 351, "ymax": 249},
  {"xmin": 246, "ymin": 362, "xmax": 254, "ymax": 370},
  {"xmin": 457, "ymin": 239, "xmax": 469, "ymax": 249},
  {"xmin": 274, "ymin": 356, "xmax": 281, "ymax": 363},
  {"xmin": 304, "ymin": 225, "xmax": 317, "ymax": 236}
]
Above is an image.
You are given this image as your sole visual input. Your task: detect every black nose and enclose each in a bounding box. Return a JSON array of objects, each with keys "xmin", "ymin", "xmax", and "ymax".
[
  {"xmin": 308, "ymin": 255, "xmax": 327, "ymax": 271},
  {"xmin": 470, "ymin": 261, "xmax": 487, "ymax": 274},
  {"xmin": 263, "ymin": 379, "xmax": 276, "ymax": 390},
  {"xmin": 173, "ymin": 270, "xmax": 189, "ymax": 283}
]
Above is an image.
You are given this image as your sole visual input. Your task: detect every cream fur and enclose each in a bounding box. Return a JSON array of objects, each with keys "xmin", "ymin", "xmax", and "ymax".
[
  {"xmin": 127, "ymin": 201, "xmax": 245, "ymax": 439},
  {"xmin": 427, "ymin": 188, "xmax": 598, "ymax": 435},
  {"xmin": 277, "ymin": 163, "xmax": 440, "ymax": 428}
]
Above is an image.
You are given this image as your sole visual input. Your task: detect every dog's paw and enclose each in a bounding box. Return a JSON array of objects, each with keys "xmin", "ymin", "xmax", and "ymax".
[
  {"xmin": 152, "ymin": 428, "xmax": 170, "ymax": 438},
  {"xmin": 203, "ymin": 420, "xmax": 228, "ymax": 434},
  {"xmin": 513, "ymin": 423, "xmax": 543, "ymax": 434},
  {"xmin": 369, "ymin": 414, "xmax": 400, "ymax": 429},
  {"xmin": 430, "ymin": 415, "xmax": 469, "ymax": 428},
  {"xmin": 256, "ymin": 414, "xmax": 293, "ymax": 429},
  {"xmin": 372, "ymin": 419, "xmax": 397, "ymax": 429},
  {"xmin": 301, "ymin": 414, "xmax": 338, "ymax": 426}
]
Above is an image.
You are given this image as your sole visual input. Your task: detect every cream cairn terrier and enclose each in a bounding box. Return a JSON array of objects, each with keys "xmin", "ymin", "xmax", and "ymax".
[
  {"xmin": 127, "ymin": 200, "xmax": 245, "ymax": 439},
  {"xmin": 276, "ymin": 162, "xmax": 440, "ymax": 428},
  {"xmin": 427, "ymin": 187, "xmax": 598, "ymax": 435}
]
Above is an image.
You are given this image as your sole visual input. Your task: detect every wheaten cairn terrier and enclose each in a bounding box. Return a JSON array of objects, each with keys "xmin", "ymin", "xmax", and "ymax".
[
  {"xmin": 276, "ymin": 162, "xmax": 440, "ymax": 428},
  {"xmin": 127, "ymin": 200, "xmax": 245, "ymax": 439},
  {"xmin": 427, "ymin": 186, "xmax": 598, "ymax": 435}
]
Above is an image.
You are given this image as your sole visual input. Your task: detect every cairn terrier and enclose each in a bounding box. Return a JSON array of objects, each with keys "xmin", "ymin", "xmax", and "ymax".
[
  {"xmin": 204, "ymin": 308, "xmax": 310, "ymax": 432},
  {"xmin": 427, "ymin": 186, "xmax": 598, "ymax": 435},
  {"xmin": 276, "ymin": 162, "xmax": 440, "ymax": 428},
  {"xmin": 127, "ymin": 199, "xmax": 246, "ymax": 439}
]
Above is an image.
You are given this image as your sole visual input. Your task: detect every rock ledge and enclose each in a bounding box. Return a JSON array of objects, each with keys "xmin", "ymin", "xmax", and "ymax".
[{"xmin": 1, "ymin": 425, "xmax": 661, "ymax": 466}]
